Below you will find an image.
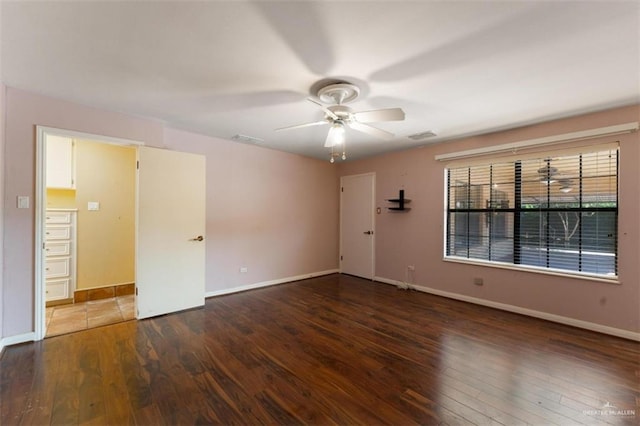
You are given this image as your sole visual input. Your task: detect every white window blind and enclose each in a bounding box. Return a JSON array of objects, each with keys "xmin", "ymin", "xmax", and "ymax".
[{"xmin": 445, "ymin": 145, "xmax": 618, "ymax": 278}]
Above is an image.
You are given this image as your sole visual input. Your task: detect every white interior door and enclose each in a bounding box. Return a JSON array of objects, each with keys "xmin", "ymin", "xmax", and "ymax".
[
  {"xmin": 340, "ymin": 173, "xmax": 375, "ymax": 279},
  {"xmin": 137, "ymin": 147, "xmax": 206, "ymax": 319}
]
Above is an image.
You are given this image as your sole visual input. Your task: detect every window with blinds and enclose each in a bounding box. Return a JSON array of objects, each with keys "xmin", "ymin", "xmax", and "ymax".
[{"xmin": 445, "ymin": 147, "xmax": 618, "ymax": 278}]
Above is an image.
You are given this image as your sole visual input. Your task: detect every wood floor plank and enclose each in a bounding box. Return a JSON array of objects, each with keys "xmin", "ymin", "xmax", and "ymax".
[
  {"xmin": 0, "ymin": 342, "xmax": 38, "ymax": 425},
  {"xmin": 97, "ymin": 326, "xmax": 135, "ymax": 425},
  {"xmin": 1, "ymin": 274, "xmax": 638, "ymax": 425},
  {"xmin": 49, "ymin": 337, "xmax": 81, "ymax": 425}
]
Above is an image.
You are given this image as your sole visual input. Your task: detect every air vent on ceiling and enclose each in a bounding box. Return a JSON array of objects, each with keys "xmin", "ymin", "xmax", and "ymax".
[
  {"xmin": 408, "ymin": 130, "xmax": 437, "ymax": 140},
  {"xmin": 231, "ymin": 134, "xmax": 264, "ymax": 144}
]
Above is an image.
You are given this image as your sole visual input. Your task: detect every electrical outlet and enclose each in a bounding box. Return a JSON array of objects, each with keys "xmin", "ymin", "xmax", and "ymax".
[
  {"xmin": 239, "ymin": 267, "xmax": 248, "ymax": 273},
  {"xmin": 473, "ymin": 277, "xmax": 484, "ymax": 286}
]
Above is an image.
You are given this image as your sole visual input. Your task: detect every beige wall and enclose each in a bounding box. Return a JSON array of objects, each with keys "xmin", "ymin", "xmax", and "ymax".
[
  {"xmin": 339, "ymin": 104, "xmax": 640, "ymax": 334},
  {"xmin": 74, "ymin": 140, "xmax": 136, "ymax": 289}
]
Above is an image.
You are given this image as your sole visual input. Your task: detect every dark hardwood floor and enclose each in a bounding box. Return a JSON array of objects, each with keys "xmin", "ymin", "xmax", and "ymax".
[{"xmin": 1, "ymin": 274, "xmax": 638, "ymax": 425}]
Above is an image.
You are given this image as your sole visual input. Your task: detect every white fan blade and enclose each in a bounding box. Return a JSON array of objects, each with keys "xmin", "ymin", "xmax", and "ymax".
[
  {"xmin": 307, "ymin": 98, "xmax": 339, "ymax": 120},
  {"xmin": 354, "ymin": 108, "xmax": 405, "ymax": 123},
  {"xmin": 275, "ymin": 120, "xmax": 327, "ymax": 131},
  {"xmin": 349, "ymin": 121, "xmax": 394, "ymax": 140}
]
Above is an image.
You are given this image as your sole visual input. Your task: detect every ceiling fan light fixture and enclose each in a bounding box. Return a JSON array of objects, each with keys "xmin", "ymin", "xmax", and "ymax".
[
  {"xmin": 559, "ymin": 178, "xmax": 573, "ymax": 193},
  {"xmin": 540, "ymin": 177, "xmax": 557, "ymax": 185},
  {"xmin": 326, "ymin": 122, "xmax": 346, "ymax": 147}
]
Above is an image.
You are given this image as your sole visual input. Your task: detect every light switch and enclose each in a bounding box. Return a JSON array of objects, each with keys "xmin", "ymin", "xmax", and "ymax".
[
  {"xmin": 87, "ymin": 201, "xmax": 100, "ymax": 211},
  {"xmin": 17, "ymin": 196, "xmax": 30, "ymax": 209}
]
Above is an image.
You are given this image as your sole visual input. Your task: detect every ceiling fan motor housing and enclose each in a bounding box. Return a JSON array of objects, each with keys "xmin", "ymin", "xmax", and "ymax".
[
  {"xmin": 317, "ymin": 83, "xmax": 360, "ymax": 105},
  {"xmin": 327, "ymin": 105, "xmax": 354, "ymax": 123}
]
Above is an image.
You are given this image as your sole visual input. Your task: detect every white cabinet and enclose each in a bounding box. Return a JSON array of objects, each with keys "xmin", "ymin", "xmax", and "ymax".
[
  {"xmin": 46, "ymin": 135, "xmax": 75, "ymax": 189},
  {"xmin": 45, "ymin": 210, "xmax": 77, "ymax": 302}
]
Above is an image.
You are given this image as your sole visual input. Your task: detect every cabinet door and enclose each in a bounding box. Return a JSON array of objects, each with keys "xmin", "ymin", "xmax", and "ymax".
[
  {"xmin": 46, "ymin": 135, "xmax": 75, "ymax": 189},
  {"xmin": 45, "ymin": 211, "xmax": 72, "ymax": 224},
  {"xmin": 45, "ymin": 241, "xmax": 71, "ymax": 256},
  {"xmin": 45, "ymin": 225, "xmax": 71, "ymax": 240},
  {"xmin": 45, "ymin": 257, "xmax": 70, "ymax": 278},
  {"xmin": 46, "ymin": 279, "xmax": 70, "ymax": 300}
]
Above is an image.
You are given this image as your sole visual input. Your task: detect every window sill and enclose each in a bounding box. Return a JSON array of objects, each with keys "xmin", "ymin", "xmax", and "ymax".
[{"xmin": 443, "ymin": 256, "xmax": 620, "ymax": 285}]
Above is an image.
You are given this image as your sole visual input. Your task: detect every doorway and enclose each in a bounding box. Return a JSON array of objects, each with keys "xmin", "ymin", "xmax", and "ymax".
[
  {"xmin": 340, "ymin": 173, "xmax": 375, "ymax": 279},
  {"xmin": 35, "ymin": 127, "xmax": 207, "ymax": 340},
  {"xmin": 40, "ymin": 133, "xmax": 138, "ymax": 337},
  {"xmin": 36, "ymin": 129, "xmax": 137, "ymax": 337}
]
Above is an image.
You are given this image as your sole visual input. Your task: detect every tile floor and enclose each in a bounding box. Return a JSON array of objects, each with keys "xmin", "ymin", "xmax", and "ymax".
[{"xmin": 45, "ymin": 295, "xmax": 135, "ymax": 337}]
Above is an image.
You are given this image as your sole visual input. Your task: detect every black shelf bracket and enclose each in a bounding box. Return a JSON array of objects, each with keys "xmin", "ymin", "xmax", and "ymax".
[{"xmin": 387, "ymin": 189, "xmax": 411, "ymax": 211}]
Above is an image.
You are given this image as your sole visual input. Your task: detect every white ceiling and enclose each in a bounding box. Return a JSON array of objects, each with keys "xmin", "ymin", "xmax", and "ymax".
[{"xmin": 1, "ymin": 1, "xmax": 638, "ymax": 161}]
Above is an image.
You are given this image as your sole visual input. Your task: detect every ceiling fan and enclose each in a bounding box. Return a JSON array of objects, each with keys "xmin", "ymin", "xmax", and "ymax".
[
  {"xmin": 275, "ymin": 81, "xmax": 405, "ymax": 161},
  {"xmin": 537, "ymin": 164, "xmax": 575, "ymax": 192}
]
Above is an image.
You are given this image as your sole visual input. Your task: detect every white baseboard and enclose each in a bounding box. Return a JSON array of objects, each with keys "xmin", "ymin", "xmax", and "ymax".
[
  {"xmin": 205, "ymin": 269, "xmax": 339, "ymax": 298},
  {"xmin": 375, "ymin": 276, "xmax": 640, "ymax": 342},
  {"xmin": 0, "ymin": 332, "xmax": 36, "ymax": 355}
]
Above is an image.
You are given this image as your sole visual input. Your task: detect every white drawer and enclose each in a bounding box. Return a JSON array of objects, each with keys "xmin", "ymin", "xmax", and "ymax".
[
  {"xmin": 46, "ymin": 279, "xmax": 70, "ymax": 300},
  {"xmin": 46, "ymin": 211, "xmax": 72, "ymax": 224},
  {"xmin": 45, "ymin": 257, "xmax": 70, "ymax": 278},
  {"xmin": 45, "ymin": 241, "xmax": 71, "ymax": 256},
  {"xmin": 45, "ymin": 225, "xmax": 71, "ymax": 240}
]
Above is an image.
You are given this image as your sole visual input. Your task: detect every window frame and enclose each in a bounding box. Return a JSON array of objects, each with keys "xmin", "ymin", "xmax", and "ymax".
[{"xmin": 443, "ymin": 149, "xmax": 619, "ymax": 283}]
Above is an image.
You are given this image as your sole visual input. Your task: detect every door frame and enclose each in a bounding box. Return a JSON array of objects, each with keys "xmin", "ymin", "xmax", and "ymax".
[
  {"xmin": 339, "ymin": 172, "xmax": 376, "ymax": 279},
  {"xmin": 34, "ymin": 126, "xmax": 144, "ymax": 340}
]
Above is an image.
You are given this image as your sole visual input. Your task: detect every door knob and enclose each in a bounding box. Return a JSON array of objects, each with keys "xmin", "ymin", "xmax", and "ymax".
[
  {"xmin": 190, "ymin": 235, "xmax": 204, "ymax": 241},
  {"xmin": 363, "ymin": 230, "xmax": 374, "ymax": 235}
]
